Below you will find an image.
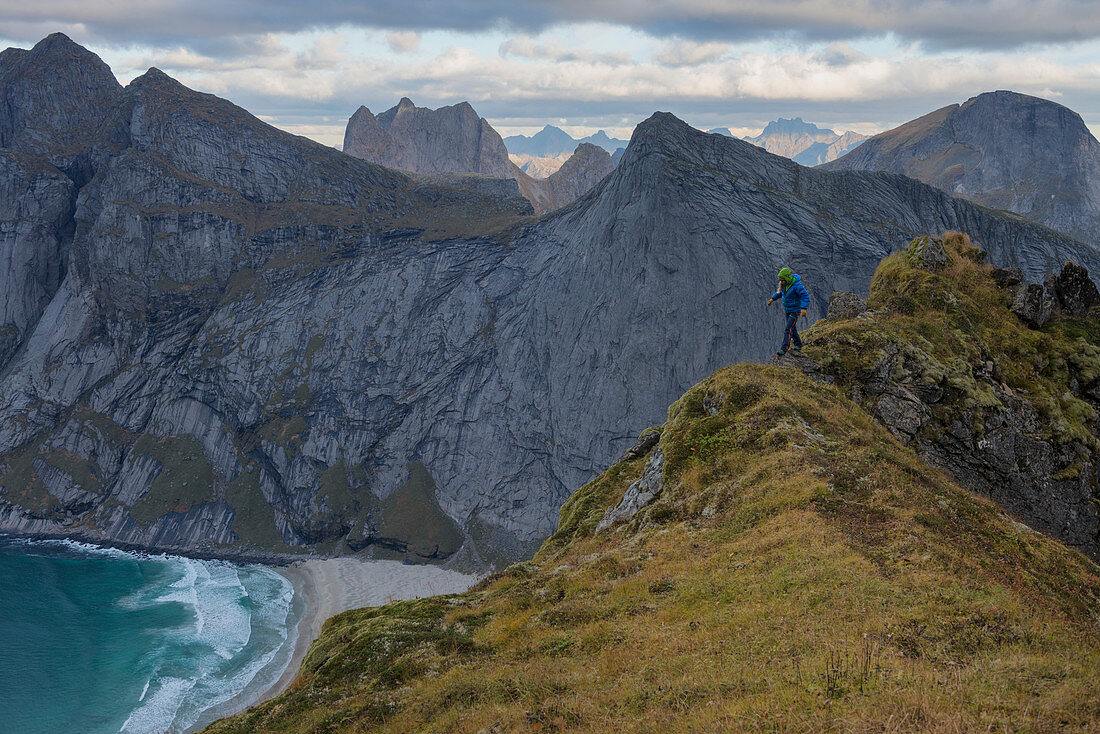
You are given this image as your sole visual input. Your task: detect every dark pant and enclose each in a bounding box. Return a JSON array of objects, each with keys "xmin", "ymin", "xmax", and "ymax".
[{"xmin": 780, "ymin": 312, "xmax": 802, "ymax": 352}]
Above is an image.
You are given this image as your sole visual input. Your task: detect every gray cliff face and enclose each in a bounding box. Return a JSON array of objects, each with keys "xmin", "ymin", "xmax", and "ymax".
[
  {"xmin": 2, "ymin": 42, "xmax": 1100, "ymax": 567},
  {"xmin": 343, "ymin": 99, "xmax": 612, "ymax": 215},
  {"xmin": 0, "ymin": 34, "xmax": 121, "ymax": 371},
  {"xmin": 824, "ymin": 91, "xmax": 1100, "ymax": 246},
  {"xmin": 344, "ymin": 98, "xmax": 514, "ymax": 179}
]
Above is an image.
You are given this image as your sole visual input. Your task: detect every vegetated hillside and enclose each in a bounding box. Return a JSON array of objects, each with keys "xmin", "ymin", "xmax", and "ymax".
[
  {"xmin": 207, "ymin": 250, "xmax": 1100, "ymax": 730},
  {"xmin": 5, "ymin": 33, "xmax": 1100, "ymax": 568},
  {"xmin": 823, "ymin": 91, "xmax": 1100, "ymax": 246},
  {"xmin": 797, "ymin": 232, "xmax": 1100, "ymax": 560}
]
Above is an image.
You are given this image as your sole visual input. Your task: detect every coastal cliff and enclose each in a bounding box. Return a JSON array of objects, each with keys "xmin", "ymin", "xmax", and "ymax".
[
  {"xmin": 206, "ymin": 239, "xmax": 1100, "ymax": 732},
  {"xmin": 3, "ymin": 35, "xmax": 1100, "ymax": 568}
]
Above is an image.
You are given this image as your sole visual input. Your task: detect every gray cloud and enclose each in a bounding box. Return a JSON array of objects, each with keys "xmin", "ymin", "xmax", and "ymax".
[{"xmin": 5, "ymin": 0, "xmax": 1100, "ymax": 49}]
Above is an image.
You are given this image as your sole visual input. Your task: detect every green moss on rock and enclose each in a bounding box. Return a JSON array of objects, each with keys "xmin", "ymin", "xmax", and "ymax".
[
  {"xmin": 378, "ymin": 462, "xmax": 464, "ymax": 561},
  {"xmin": 129, "ymin": 434, "xmax": 217, "ymax": 524}
]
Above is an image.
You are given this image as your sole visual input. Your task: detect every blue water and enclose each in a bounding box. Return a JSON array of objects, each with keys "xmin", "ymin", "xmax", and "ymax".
[{"xmin": 0, "ymin": 537, "xmax": 300, "ymax": 734}]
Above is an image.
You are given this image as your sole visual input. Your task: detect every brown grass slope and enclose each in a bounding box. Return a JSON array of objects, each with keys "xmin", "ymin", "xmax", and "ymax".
[{"xmin": 207, "ymin": 250, "xmax": 1100, "ymax": 733}]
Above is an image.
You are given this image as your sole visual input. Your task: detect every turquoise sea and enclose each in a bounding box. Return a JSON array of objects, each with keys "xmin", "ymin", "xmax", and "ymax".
[{"xmin": 0, "ymin": 536, "xmax": 301, "ymax": 734}]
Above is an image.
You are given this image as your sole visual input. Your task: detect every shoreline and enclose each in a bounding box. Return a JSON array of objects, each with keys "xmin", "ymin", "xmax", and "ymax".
[
  {"xmin": 1, "ymin": 535, "xmax": 482, "ymax": 733},
  {"xmin": 266, "ymin": 558, "xmax": 481, "ymax": 700},
  {"xmin": 185, "ymin": 557, "xmax": 480, "ymax": 732}
]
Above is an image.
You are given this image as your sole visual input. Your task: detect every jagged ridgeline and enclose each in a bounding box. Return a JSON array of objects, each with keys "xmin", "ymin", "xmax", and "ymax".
[
  {"xmin": 3, "ymin": 34, "xmax": 1100, "ymax": 566},
  {"xmin": 206, "ymin": 247, "xmax": 1100, "ymax": 731}
]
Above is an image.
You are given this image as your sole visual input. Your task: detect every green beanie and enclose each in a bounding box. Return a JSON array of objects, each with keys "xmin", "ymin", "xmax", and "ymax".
[{"xmin": 778, "ymin": 267, "xmax": 793, "ymax": 283}]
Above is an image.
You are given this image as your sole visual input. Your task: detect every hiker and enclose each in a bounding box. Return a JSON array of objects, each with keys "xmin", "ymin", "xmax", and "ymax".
[{"xmin": 766, "ymin": 267, "xmax": 810, "ymax": 356}]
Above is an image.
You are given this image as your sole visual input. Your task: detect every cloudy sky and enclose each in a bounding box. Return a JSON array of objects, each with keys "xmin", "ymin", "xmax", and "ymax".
[{"xmin": 3, "ymin": 1, "xmax": 1100, "ymax": 146}]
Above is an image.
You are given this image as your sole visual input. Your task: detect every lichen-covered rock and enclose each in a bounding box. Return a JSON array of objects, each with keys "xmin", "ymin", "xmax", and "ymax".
[
  {"xmin": 621, "ymin": 427, "xmax": 662, "ymax": 461},
  {"xmin": 1048, "ymin": 261, "xmax": 1100, "ymax": 316},
  {"xmin": 1012, "ymin": 283, "xmax": 1054, "ymax": 327},
  {"xmin": 991, "ymin": 266, "xmax": 1023, "ymax": 288},
  {"xmin": 827, "ymin": 291, "xmax": 867, "ymax": 320},
  {"xmin": 903, "ymin": 235, "xmax": 948, "ymax": 270},
  {"xmin": 597, "ymin": 447, "xmax": 663, "ymax": 531}
]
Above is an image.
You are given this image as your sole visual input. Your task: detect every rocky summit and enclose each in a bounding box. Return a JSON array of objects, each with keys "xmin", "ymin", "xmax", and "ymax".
[
  {"xmin": 824, "ymin": 90, "xmax": 1100, "ymax": 246},
  {"xmin": 344, "ymin": 98, "xmax": 515, "ymax": 179},
  {"xmin": 2, "ymin": 35, "xmax": 1100, "ymax": 569},
  {"xmin": 343, "ymin": 99, "xmax": 614, "ymax": 214}
]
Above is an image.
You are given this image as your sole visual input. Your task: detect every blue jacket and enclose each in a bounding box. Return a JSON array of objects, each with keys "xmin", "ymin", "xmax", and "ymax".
[{"xmin": 772, "ymin": 274, "xmax": 810, "ymax": 313}]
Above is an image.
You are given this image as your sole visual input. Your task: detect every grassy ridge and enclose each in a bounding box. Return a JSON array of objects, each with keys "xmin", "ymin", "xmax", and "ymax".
[
  {"xmin": 805, "ymin": 232, "xmax": 1100, "ymax": 449},
  {"xmin": 207, "ymin": 355, "xmax": 1100, "ymax": 731}
]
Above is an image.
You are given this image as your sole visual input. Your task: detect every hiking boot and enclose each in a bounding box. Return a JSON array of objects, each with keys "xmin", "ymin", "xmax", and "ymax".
[{"xmin": 775, "ymin": 350, "xmax": 787, "ymax": 357}]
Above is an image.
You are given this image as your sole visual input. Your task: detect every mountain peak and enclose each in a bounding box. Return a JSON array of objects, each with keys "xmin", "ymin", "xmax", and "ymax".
[
  {"xmin": 33, "ymin": 32, "xmax": 85, "ymax": 54},
  {"xmin": 128, "ymin": 67, "xmax": 189, "ymax": 94},
  {"xmin": 824, "ymin": 90, "xmax": 1100, "ymax": 243},
  {"xmin": 759, "ymin": 117, "xmax": 833, "ymax": 136},
  {"xmin": 632, "ymin": 111, "xmax": 691, "ymax": 141},
  {"xmin": 0, "ymin": 33, "xmax": 122, "ymax": 160}
]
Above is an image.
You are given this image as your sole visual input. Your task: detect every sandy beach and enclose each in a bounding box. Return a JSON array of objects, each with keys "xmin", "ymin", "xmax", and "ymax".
[
  {"xmin": 186, "ymin": 557, "xmax": 479, "ymax": 732},
  {"xmin": 266, "ymin": 558, "xmax": 480, "ymax": 699}
]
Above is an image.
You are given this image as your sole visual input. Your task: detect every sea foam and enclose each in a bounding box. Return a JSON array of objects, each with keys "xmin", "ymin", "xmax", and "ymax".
[{"xmin": 2, "ymin": 538, "xmax": 295, "ymax": 734}]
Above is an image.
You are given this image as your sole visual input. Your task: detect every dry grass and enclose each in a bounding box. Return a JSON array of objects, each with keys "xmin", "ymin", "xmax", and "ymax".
[{"xmin": 207, "ymin": 360, "xmax": 1100, "ymax": 733}]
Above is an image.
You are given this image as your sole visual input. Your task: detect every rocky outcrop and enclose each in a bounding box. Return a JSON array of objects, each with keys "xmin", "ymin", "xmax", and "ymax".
[
  {"xmin": 344, "ymin": 100, "xmax": 612, "ymax": 214},
  {"xmin": 1047, "ymin": 261, "xmax": 1100, "ymax": 316},
  {"xmin": 826, "ymin": 291, "xmax": 867, "ymax": 320},
  {"xmin": 798, "ymin": 244, "xmax": 1100, "ymax": 560},
  {"xmin": 1012, "ymin": 283, "xmax": 1054, "ymax": 327},
  {"xmin": 343, "ymin": 98, "xmax": 514, "ymax": 178},
  {"xmin": 596, "ymin": 446, "xmax": 664, "ymax": 531},
  {"xmin": 2, "ymin": 37, "xmax": 1099, "ymax": 566},
  {"xmin": 1009, "ymin": 261, "xmax": 1099, "ymax": 327},
  {"xmin": 824, "ymin": 91, "xmax": 1100, "ymax": 246}
]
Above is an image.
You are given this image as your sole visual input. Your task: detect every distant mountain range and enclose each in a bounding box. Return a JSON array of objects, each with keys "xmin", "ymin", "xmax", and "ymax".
[
  {"xmin": 343, "ymin": 99, "xmax": 614, "ymax": 214},
  {"xmin": 744, "ymin": 117, "xmax": 868, "ymax": 165},
  {"xmin": 504, "ymin": 125, "xmax": 629, "ymax": 156},
  {"xmin": 823, "ymin": 90, "xmax": 1100, "ymax": 246}
]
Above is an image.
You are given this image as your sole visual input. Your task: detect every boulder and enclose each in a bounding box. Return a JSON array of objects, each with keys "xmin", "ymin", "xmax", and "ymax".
[
  {"xmin": 620, "ymin": 428, "xmax": 662, "ymax": 461},
  {"xmin": 991, "ymin": 266, "xmax": 1023, "ymax": 289},
  {"xmin": 596, "ymin": 448, "xmax": 664, "ymax": 532},
  {"xmin": 1012, "ymin": 283, "xmax": 1053, "ymax": 327},
  {"xmin": 827, "ymin": 291, "xmax": 867, "ymax": 320},
  {"xmin": 1048, "ymin": 261, "xmax": 1100, "ymax": 317},
  {"xmin": 904, "ymin": 235, "xmax": 947, "ymax": 270}
]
